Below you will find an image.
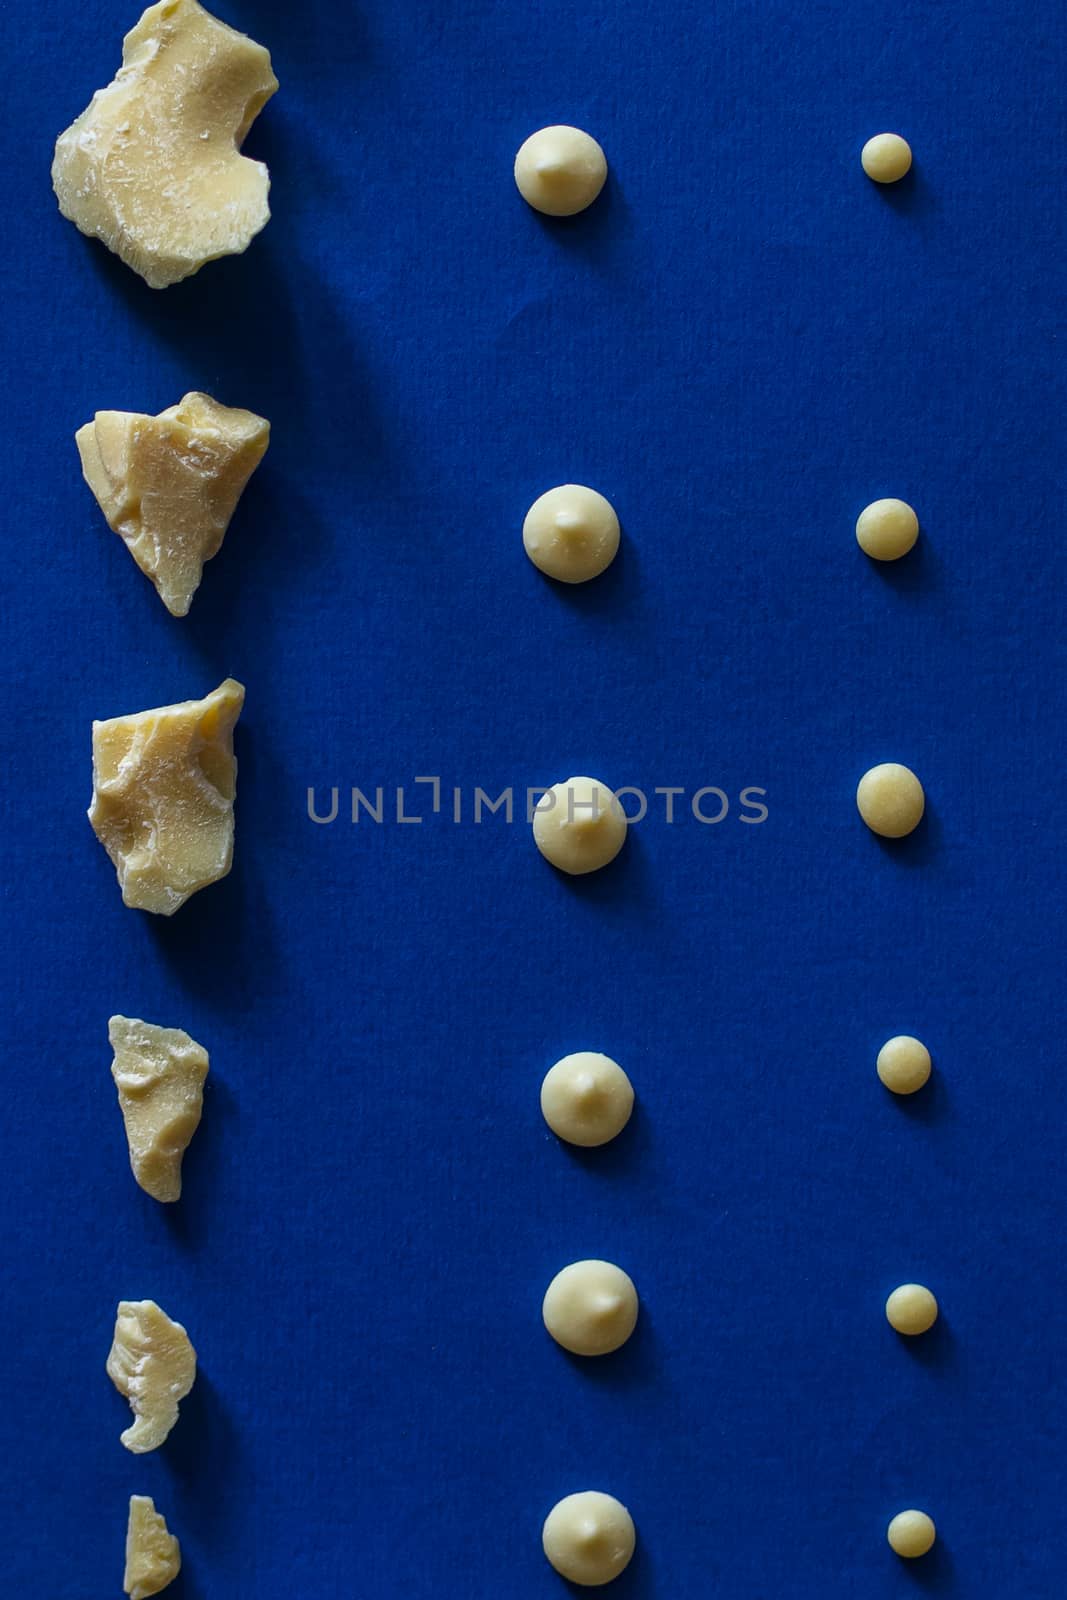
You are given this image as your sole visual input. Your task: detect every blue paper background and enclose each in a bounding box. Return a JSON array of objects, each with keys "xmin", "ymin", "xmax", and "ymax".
[{"xmin": 1, "ymin": 0, "xmax": 1065, "ymax": 1594}]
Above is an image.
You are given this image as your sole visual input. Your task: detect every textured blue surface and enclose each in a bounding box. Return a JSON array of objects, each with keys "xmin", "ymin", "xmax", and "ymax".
[{"xmin": 1, "ymin": 0, "xmax": 1065, "ymax": 1594}]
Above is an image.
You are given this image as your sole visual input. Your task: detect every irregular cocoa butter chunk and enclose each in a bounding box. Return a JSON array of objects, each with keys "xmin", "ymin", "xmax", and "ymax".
[
  {"xmin": 125, "ymin": 1495, "xmax": 181, "ymax": 1599},
  {"xmin": 110, "ymin": 1015, "xmax": 209, "ymax": 1202},
  {"xmin": 52, "ymin": 0, "xmax": 278, "ymax": 289},
  {"xmin": 107, "ymin": 1300, "xmax": 197, "ymax": 1452},
  {"xmin": 77, "ymin": 393, "xmax": 269, "ymax": 616},
  {"xmin": 88, "ymin": 678, "xmax": 244, "ymax": 916}
]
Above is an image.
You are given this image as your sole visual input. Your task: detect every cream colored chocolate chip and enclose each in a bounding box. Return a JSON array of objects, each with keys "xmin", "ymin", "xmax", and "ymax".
[
  {"xmin": 77, "ymin": 393, "xmax": 269, "ymax": 616},
  {"xmin": 541, "ymin": 1052, "xmax": 634, "ymax": 1147},
  {"xmin": 861, "ymin": 133, "xmax": 913, "ymax": 184},
  {"xmin": 52, "ymin": 0, "xmax": 278, "ymax": 289},
  {"xmin": 886, "ymin": 1283, "xmax": 939, "ymax": 1336},
  {"xmin": 110, "ymin": 1016, "xmax": 209, "ymax": 1203},
  {"xmin": 107, "ymin": 1300, "xmax": 196, "ymax": 1453},
  {"xmin": 523, "ymin": 485, "xmax": 620, "ymax": 583},
  {"xmin": 856, "ymin": 763, "xmax": 925, "ymax": 838},
  {"xmin": 543, "ymin": 1491, "xmax": 635, "ymax": 1586},
  {"xmin": 856, "ymin": 498, "xmax": 919, "ymax": 561},
  {"xmin": 533, "ymin": 776, "xmax": 627, "ymax": 875},
  {"xmin": 877, "ymin": 1035, "xmax": 931, "ymax": 1095},
  {"xmin": 543, "ymin": 1260, "xmax": 638, "ymax": 1356},
  {"xmin": 89, "ymin": 678, "xmax": 244, "ymax": 915},
  {"xmin": 515, "ymin": 125, "xmax": 607, "ymax": 216},
  {"xmin": 887, "ymin": 1509, "xmax": 936, "ymax": 1558},
  {"xmin": 125, "ymin": 1495, "xmax": 181, "ymax": 1599}
]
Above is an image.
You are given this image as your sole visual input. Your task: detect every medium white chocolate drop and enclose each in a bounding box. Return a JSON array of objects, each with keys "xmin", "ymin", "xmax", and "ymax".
[
  {"xmin": 887, "ymin": 1509, "xmax": 936, "ymax": 1558},
  {"xmin": 856, "ymin": 498, "xmax": 919, "ymax": 561},
  {"xmin": 886, "ymin": 1283, "xmax": 939, "ymax": 1336},
  {"xmin": 856, "ymin": 763, "xmax": 925, "ymax": 838},
  {"xmin": 861, "ymin": 133, "xmax": 913, "ymax": 184},
  {"xmin": 514, "ymin": 126, "xmax": 607, "ymax": 216},
  {"xmin": 533, "ymin": 776, "xmax": 627, "ymax": 875},
  {"xmin": 523, "ymin": 485, "xmax": 620, "ymax": 583},
  {"xmin": 877, "ymin": 1035, "xmax": 931, "ymax": 1095},
  {"xmin": 541, "ymin": 1052, "xmax": 634, "ymax": 1147},
  {"xmin": 543, "ymin": 1260, "xmax": 639, "ymax": 1356},
  {"xmin": 543, "ymin": 1491, "xmax": 635, "ymax": 1586}
]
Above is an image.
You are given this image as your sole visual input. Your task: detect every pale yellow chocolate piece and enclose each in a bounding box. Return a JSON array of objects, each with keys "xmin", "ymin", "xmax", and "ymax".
[
  {"xmin": 515, "ymin": 125, "xmax": 607, "ymax": 216},
  {"xmin": 862, "ymin": 133, "xmax": 913, "ymax": 184},
  {"xmin": 543, "ymin": 1260, "xmax": 639, "ymax": 1357},
  {"xmin": 107, "ymin": 1300, "xmax": 196, "ymax": 1452},
  {"xmin": 886, "ymin": 1283, "xmax": 939, "ymax": 1336},
  {"xmin": 110, "ymin": 1015, "xmax": 209, "ymax": 1202},
  {"xmin": 887, "ymin": 1509, "xmax": 936, "ymax": 1559},
  {"xmin": 523, "ymin": 485, "xmax": 620, "ymax": 584},
  {"xmin": 543, "ymin": 1491, "xmax": 635, "ymax": 1586},
  {"xmin": 77, "ymin": 392, "xmax": 270, "ymax": 616},
  {"xmin": 533, "ymin": 776, "xmax": 627, "ymax": 875},
  {"xmin": 856, "ymin": 498, "xmax": 919, "ymax": 561},
  {"xmin": 856, "ymin": 763, "xmax": 925, "ymax": 838},
  {"xmin": 541, "ymin": 1052, "xmax": 634, "ymax": 1147},
  {"xmin": 52, "ymin": 0, "xmax": 278, "ymax": 289},
  {"xmin": 89, "ymin": 678, "xmax": 244, "ymax": 915},
  {"xmin": 877, "ymin": 1035, "xmax": 931, "ymax": 1095},
  {"xmin": 125, "ymin": 1495, "xmax": 181, "ymax": 1599}
]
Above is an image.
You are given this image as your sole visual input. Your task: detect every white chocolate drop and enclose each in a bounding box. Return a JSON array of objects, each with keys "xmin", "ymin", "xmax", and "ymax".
[
  {"xmin": 533, "ymin": 776, "xmax": 627, "ymax": 875},
  {"xmin": 543, "ymin": 1260, "xmax": 639, "ymax": 1356},
  {"xmin": 877, "ymin": 1035, "xmax": 931, "ymax": 1095},
  {"xmin": 886, "ymin": 1283, "xmax": 938, "ymax": 1336},
  {"xmin": 523, "ymin": 485, "xmax": 620, "ymax": 583},
  {"xmin": 861, "ymin": 133, "xmax": 913, "ymax": 184},
  {"xmin": 887, "ymin": 1509, "xmax": 936, "ymax": 1558},
  {"xmin": 515, "ymin": 126, "xmax": 607, "ymax": 216},
  {"xmin": 541, "ymin": 1052, "xmax": 634, "ymax": 1147},
  {"xmin": 856, "ymin": 498, "xmax": 919, "ymax": 561},
  {"xmin": 543, "ymin": 1491, "xmax": 635, "ymax": 1586},
  {"xmin": 856, "ymin": 763, "xmax": 925, "ymax": 838}
]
